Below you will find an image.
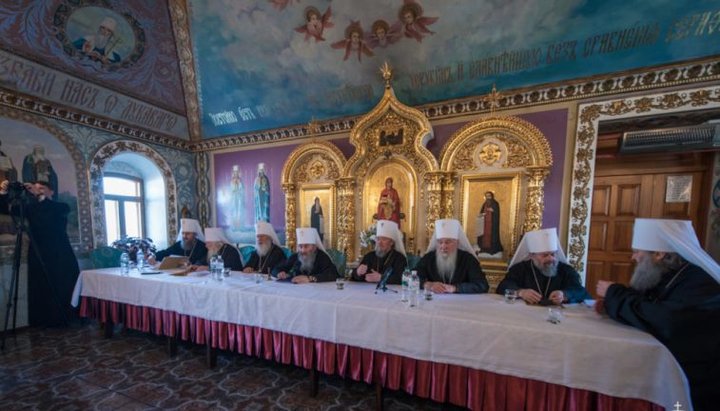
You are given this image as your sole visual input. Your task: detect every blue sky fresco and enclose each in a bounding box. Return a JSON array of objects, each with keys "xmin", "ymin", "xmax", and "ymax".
[{"xmin": 190, "ymin": 0, "xmax": 720, "ymax": 138}]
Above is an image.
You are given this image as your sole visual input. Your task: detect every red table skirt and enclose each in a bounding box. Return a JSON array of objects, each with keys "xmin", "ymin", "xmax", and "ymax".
[{"xmin": 80, "ymin": 296, "xmax": 662, "ymax": 411}]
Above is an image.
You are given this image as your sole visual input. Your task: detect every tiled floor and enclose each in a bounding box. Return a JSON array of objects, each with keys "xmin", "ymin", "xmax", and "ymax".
[{"xmin": 0, "ymin": 324, "xmax": 459, "ymax": 410}]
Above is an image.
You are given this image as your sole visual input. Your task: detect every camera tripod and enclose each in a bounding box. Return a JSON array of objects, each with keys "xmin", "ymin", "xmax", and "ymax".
[{"xmin": 1, "ymin": 192, "xmax": 66, "ymax": 351}]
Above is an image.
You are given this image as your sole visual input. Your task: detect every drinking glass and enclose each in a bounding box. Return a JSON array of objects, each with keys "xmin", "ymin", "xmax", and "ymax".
[
  {"xmin": 423, "ymin": 283, "xmax": 433, "ymax": 301},
  {"xmin": 504, "ymin": 289, "xmax": 518, "ymax": 304},
  {"xmin": 336, "ymin": 278, "xmax": 345, "ymax": 290}
]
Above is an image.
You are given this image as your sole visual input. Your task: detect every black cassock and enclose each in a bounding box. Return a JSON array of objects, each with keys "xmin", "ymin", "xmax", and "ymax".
[
  {"xmin": 155, "ymin": 240, "xmax": 208, "ymax": 265},
  {"xmin": 496, "ymin": 260, "xmax": 590, "ymax": 303},
  {"xmin": 604, "ymin": 264, "xmax": 720, "ymax": 411},
  {"xmin": 1, "ymin": 195, "xmax": 79, "ymax": 326},
  {"xmin": 215, "ymin": 244, "xmax": 243, "ymax": 271},
  {"xmin": 351, "ymin": 249, "xmax": 407, "ymax": 285},
  {"xmin": 272, "ymin": 250, "xmax": 338, "ymax": 282},
  {"xmin": 244, "ymin": 243, "xmax": 286, "ymax": 274},
  {"xmin": 415, "ymin": 249, "xmax": 489, "ymax": 294}
]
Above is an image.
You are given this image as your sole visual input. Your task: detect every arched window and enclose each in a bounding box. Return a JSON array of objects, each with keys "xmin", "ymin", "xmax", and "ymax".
[{"xmin": 103, "ymin": 173, "xmax": 145, "ymax": 244}]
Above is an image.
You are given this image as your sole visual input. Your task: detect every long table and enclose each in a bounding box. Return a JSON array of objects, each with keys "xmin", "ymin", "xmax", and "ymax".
[{"xmin": 72, "ymin": 268, "xmax": 691, "ymax": 410}]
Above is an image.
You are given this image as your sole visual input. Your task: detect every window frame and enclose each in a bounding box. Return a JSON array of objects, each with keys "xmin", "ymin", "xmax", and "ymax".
[{"xmin": 103, "ymin": 172, "xmax": 146, "ymax": 241}]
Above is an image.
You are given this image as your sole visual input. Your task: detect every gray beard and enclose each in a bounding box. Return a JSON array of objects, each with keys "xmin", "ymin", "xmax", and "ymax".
[
  {"xmin": 375, "ymin": 247, "xmax": 389, "ymax": 259},
  {"xmin": 256, "ymin": 242, "xmax": 271, "ymax": 257},
  {"xmin": 533, "ymin": 260, "xmax": 558, "ymax": 278},
  {"xmin": 435, "ymin": 250, "xmax": 457, "ymax": 283},
  {"xmin": 181, "ymin": 239, "xmax": 196, "ymax": 251},
  {"xmin": 299, "ymin": 251, "xmax": 317, "ymax": 273},
  {"xmin": 630, "ymin": 258, "xmax": 666, "ymax": 292}
]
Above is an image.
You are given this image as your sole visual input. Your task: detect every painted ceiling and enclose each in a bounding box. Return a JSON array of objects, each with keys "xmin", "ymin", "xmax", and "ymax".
[{"xmin": 1, "ymin": 0, "xmax": 719, "ymax": 140}]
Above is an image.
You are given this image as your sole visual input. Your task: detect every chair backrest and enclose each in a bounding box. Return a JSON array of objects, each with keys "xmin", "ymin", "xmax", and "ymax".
[
  {"xmin": 406, "ymin": 253, "xmax": 421, "ymax": 270},
  {"xmin": 91, "ymin": 246, "xmax": 123, "ymax": 269},
  {"xmin": 325, "ymin": 248, "xmax": 346, "ymax": 276},
  {"xmin": 239, "ymin": 245, "xmax": 255, "ymax": 266}
]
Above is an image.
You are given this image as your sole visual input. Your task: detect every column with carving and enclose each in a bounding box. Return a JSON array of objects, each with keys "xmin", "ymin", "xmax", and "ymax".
[
  {"xmin": 336, "ymin": 178, "xmax": 356, "ymax": 261},
  {"xmin": 424, "ymin": 172, "xmax": 445, "ymax": 242},
  {"xmin": 195, "ymin": 151, "xmax": 210, "ymax": 228},
  {"xmin": 523, "ymin": 166, "xmax": 550, "ymax": 233},
  {"xmin": 440, "ymin": 171, "xmax": 457, "ymax": 218},
  {"xmin": 282, "ymin": 183, "xmax": 297, "ymax": 249}
]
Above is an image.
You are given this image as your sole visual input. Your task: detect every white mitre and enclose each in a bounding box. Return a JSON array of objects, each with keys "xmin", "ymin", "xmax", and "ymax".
[
  {"xmin": 176, "ymin": 218, "xmax": 204, "ymax": 242},
  {"xmin": 509, "ymin": 228, "xmax": 567, "ymax": 267},
  {"xmin": 296, "ymin": 227, "xmax": 326, "ymax": 253},
  {"xmin": 632, "ymin": 218, "xmax": 720, "ymax": 283},
  {"xmin": 204, "ymin": 227, "xmax": 231, "ymax": 244},
  {"xmin": 255, "ymin": 221, "xmax": 281, "ymax": 246},
  {"xmin": 426, "ymin": 219, "xmax": 474, "ymax": 254},
  {"xmin": 376, "ymin": 219, "xmax": 406, "ymax": 256}
]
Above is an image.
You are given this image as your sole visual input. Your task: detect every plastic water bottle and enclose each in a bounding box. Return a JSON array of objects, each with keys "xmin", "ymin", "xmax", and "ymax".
[
  {"xmin": 408, "ymin": 270, "xmax": 420, "ymax": 307},
  {"xmin": 215, "ymin": 254, "xmax": 224, "ymax": 282},
  {"xmin": 119, "ymin": 252, "xmax": 130, "ymax": 275},
  {"xmin": 209, "ymin": 255, "xmax": 218, "ymax": 280},
  {"xmin": 401, "ymin": 268, "xmax": 411, "ymax": 302},
  {"xmin": 136, "ymin": 250, "xmax": 145, "ymax": 269}
]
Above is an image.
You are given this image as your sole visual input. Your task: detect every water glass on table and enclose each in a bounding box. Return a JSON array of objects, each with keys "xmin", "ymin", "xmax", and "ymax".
[
  {"xmin": 336, "ymin": 277, "xmax": 345, "ymax": 290},
  {"xmin": 504, "ymin": 289, "xmax": 518, "ymax": 303}
]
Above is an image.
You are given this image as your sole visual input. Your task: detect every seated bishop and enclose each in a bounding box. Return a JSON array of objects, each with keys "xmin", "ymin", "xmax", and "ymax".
[
  {"xmin": 150, "ymin": 218, "xmax": 208, "ymax": 265},
  {"xmin": 415, "ymin": 219, "xmax": 489, "ymax": 294},
  {"xmin": 352, "ymin": 219, "xmax": 407, "ymax": 284},
  {"xmin": 496, "ymin": 228, "xmax": 590, "ymax": 305},
  {"xmin": 272, "ymin": 227, "xmax": 338, "ymax": 283},
  {"xmin": 199, "ymin": 227, "xmax": 243, "ymax": 271},
  {"xmin": 243, "ymin": 221, "xmax": 287, "ymax": 274}
]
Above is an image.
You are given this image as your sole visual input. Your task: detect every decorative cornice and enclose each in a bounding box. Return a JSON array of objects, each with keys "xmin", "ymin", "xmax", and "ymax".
[
  {"xmin": 169, "ymin": 0, "xmax": 202, "ymax": 142},
  {"xmin": 0, "ymin": 86, "xmax": 190, "ymax": 150}
]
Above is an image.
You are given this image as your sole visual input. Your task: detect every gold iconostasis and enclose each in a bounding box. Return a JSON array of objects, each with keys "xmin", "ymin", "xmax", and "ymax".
[{"xmin": 281, "ymin": 66, "xmax": 553, "ymax": 281}]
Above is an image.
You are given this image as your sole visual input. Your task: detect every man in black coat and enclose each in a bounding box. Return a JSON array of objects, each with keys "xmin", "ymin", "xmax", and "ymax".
[
  {"xmin": 497, "ymin": 228, "xmax": 590, "ymax": 304},
  {"xmin": 149, "ymin": 218, "xmax": 208, "ymax": 266},
  {"xmin": 416, "ymin": 219, "xmax": 489, "ymax": 294},
  {"xmin": 1, "ymin": 180, "xmax": 79, "ymax": 326},
  {"xmin": 596, "ymin": 218, "xmax": 720, "ymax": 411},
  {"xmin": 352, "ymin": 219, "xmax": 407, "ymax": 285},
  {"xmin": 272, "ymin": 227, "xmax": 337, "ymax": 283},
  {"xmin": 243, "ymin": 221, "xmax": 286, "ymax": 274}
]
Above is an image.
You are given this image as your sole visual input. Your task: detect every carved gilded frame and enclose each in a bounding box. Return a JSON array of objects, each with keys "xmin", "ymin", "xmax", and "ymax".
[
  {"xmin": 341, "ymin": 81, "xmax": 438, "ymax": 261},
  {"xmin": 440, "ymin": 116, "xmax": 553, "ymax": 263},
  {"xmin": 567, "ymin": 85, "xmax": 720, "ymax": 278},
  {"xmin": 281, "ymin": 140, "xmax": 346, "ymax": 250}
]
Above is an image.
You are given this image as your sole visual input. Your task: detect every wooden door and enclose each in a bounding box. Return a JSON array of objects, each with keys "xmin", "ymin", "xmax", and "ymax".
[{"xmin": 586, "ymin": 152, "xmax": 711, "ymax": 296}]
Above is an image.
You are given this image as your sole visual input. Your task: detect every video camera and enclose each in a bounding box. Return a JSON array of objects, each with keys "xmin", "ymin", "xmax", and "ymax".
[{"xmin": 6, "ymin": 181, "xmax": 34, "ymax": 202}]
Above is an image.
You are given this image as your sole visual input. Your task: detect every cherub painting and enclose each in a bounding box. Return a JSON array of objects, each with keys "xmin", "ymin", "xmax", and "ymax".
[
  {"xmin": 397, "ymin": 0, "xmax": 438, "ymax": 42},
  {"xmin": 295, "ymin": 6, "xmax": 333, "ymax": 42},
  {"xmin": 366, "ymin": 19, "xmax": 401, "ymax": 49},
  {"xmin": 331, "ymin": 21, "xmax": 374, "ymax": 62}
]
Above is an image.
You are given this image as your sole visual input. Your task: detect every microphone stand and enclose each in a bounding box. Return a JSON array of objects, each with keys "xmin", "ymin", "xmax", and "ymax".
[{"xmin": 375, "ymin": 267, "xmax": 397, "ymax": 294}]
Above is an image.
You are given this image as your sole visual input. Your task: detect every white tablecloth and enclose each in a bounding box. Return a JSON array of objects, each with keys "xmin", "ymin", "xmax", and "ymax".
[{"xmin": 72, "ymin": 268, "xmax": 691, "ymax": 410}]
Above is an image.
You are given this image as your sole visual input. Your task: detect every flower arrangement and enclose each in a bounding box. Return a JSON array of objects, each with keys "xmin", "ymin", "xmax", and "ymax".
[
  {"xmin": 359, "ymin": 222, "xmax": 377, "ymax": 248},
  {"xmin": 111, "ymin": 236, "xmax": 157, "ymax": 262}
]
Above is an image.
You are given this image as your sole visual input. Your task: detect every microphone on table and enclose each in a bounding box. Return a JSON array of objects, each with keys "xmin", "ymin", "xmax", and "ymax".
[{"xmin": 375, "ymin": 267, "xmax": 397, "ymax": 294}]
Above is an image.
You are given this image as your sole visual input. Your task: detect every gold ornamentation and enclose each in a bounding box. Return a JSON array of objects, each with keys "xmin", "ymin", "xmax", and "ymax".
[
  {"xmin": 342, "ymin": 68, "xmax": 439, "ymax": 258},
  {"xmin": 281, "ymin": 140, "xmax": 347, "ymax": 251},
  {"xmin": 336, "ymin": 178, "xmax": 356, "ymax": 261},
  {"xmin": 479, "ymin": 143, "xmax": 502, "ymax": 166},
  {"xmin": 568, "ymin": 85, "xmax": 720, "ymax": 273},
  {"xmin": 380, "ymin": 61, "xmax": 393, "ymax": 88},
  {"xmin": 440, "ymin": 116, "xmax": 553, "ymax": 257},
  {"xmin": 483, "ymin": 84, "xmax": 503, "ymax": 114}
]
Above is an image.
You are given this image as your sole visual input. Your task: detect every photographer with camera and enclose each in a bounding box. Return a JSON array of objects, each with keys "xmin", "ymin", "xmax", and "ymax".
[{"xmin": 1, "ymin": 179, "xmax": 79, "ymax": 327}]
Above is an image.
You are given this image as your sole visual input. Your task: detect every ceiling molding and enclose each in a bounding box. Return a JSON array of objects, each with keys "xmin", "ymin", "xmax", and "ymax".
[{"xmin": 169, "ymin": 0, "xmax": 202, "ymax": 142}]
